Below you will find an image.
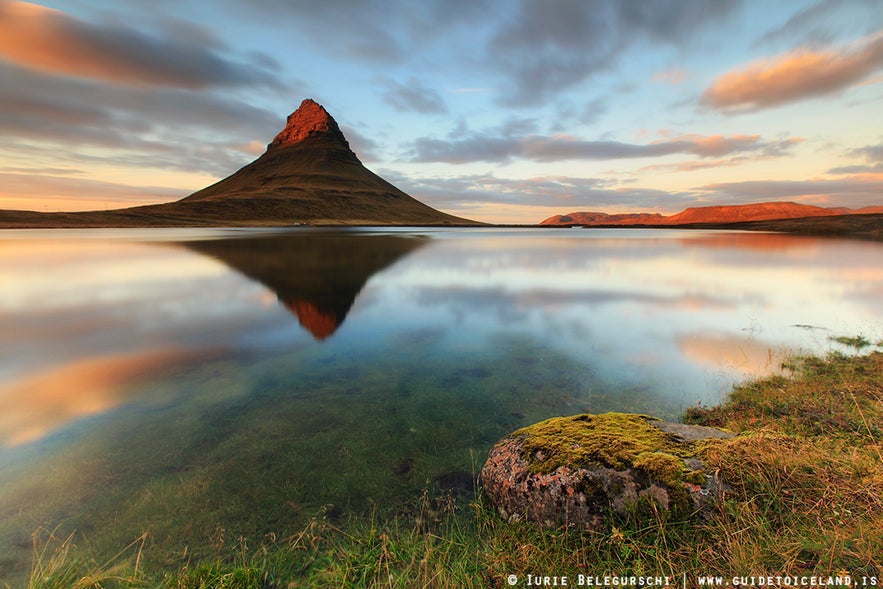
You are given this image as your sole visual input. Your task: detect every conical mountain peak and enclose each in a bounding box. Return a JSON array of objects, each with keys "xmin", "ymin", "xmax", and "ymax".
[
  {"xmin": 166, "ymin": 98, "xmax": 479, "ymax": 225},
  {"xmin": 268, "ymin": 98, "xmax": 349, "ymax": 150}
]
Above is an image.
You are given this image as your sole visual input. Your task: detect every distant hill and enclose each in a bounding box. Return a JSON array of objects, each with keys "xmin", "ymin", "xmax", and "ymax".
[
  {"xmin": 541, "ymin": 202, "xmax": 883, "ymax": 227},
  {"xmin": 0, "ymin": 99, "xmax": 479, "ymax": 228},
  {"xmin": 541, "ymin": 212, "xmax": 665, "ymax": 225}
]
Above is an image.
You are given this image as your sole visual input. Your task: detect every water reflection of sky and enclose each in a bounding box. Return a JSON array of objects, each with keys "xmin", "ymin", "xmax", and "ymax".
[
  {"xmin": 1, "ymin": 228, "xmax": 881, "ymax": 450},
  {"xmin": 356, "ymin": 229, "xmax": 881, "ymax": 394}
]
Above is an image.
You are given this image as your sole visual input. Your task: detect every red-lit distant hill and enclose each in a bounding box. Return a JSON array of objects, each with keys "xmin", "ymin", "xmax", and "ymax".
[{"xmin": 541, "ymin": 202, "xmax": 883, "ymax": 227}]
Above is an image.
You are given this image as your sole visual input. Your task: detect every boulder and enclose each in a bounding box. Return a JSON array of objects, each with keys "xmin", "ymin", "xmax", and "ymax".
[{"xmin": 480, "ymin": 412, "xmax": 733, "ymax": 529}]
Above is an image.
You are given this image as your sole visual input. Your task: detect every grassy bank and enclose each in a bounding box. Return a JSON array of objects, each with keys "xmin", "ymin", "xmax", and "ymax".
[{"xmin": 18, "ymin": 350, "xmax": 882, "ymax": 588}]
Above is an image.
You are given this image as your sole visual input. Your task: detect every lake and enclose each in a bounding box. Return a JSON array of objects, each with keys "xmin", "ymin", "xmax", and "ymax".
[{"xmin": 0, "ymin": 227, "xmax": 880, "ymax": 580}]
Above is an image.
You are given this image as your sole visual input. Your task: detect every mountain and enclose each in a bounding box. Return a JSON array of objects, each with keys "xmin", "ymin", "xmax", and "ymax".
[
  {"xmin": 0, "ymin": 99, "xmax": 479, "ymax": 227},
  {"xmin": 541, "ymin": 202, "xmax": 883, "ymax": 227},
  {"xmin": 541, "ymin": 212, "xmax": 665, "ymax": 225},
  {"xmin": 175, "ymin": 99, "xmax": 476, "ymax": 225},
  {"xmin": 664, "ymin": 202, "xmax": 844, "ymax": 224}
]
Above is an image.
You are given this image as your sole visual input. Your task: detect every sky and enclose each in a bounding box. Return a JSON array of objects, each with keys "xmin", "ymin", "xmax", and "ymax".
[{"xmin": 0, "ymin": 0, "xmax": 882, "ymax": 224}]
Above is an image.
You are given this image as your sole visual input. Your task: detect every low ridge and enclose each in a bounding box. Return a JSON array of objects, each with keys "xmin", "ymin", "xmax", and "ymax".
[{"xmin": 541, "ymin": 202, "xmax": 883, "ymax": 227}]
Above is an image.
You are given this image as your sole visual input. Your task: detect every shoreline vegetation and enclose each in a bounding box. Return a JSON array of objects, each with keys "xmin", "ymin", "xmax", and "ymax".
[{"xmin": 15, "ymin": 346, "xmax": 882, "ymax": 588}]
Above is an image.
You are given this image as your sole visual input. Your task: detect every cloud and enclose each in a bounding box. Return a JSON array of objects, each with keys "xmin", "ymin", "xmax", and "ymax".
[
  {"xmin": 849, "ymin": 142, "xmax": 883, "ymax": 162},
  {"xmin": 0, "ymin": 1, "xmax": 280, "ymax": 89},
  {"xmin": 382, "ymin": 170, "xmax": 696, "ymax": 215},
  {"xmin": 828, "ymin": 162, "xmax": 883, "ymax": 175},
  {"xmin": 757, "ymin": 0, "xmax": 883, "ymax": 46},
  {"xmin": 524, "ymin": 134, "xmax": 798, "ymax": 161},
  {"xmin": 381, "ymin": 77, "xmax": 448, "ymax": 114},
  {"xmin": 828, "ymin": 141, "xmax": 883, "ymax": 174},
  {"xmin": 224, "ymin": 0, "xmax": 494, "ymax": 65},
  {"xmin": 489, "ymin": 0, "xmax": 741, "ymax": 106},
  {"xmin": 409, "ymin": 124, "xmax": 800, "ymax": 164},
  {"xmin": 577, "ymin": 98, "xmax": 610, "ymax": 127},
  {"xmin": 703, "ymin": 31, "xmax": 883, "ymax": 111},
  {"xmin": 212, "ymin": 0, "xmax": 739, "ymax": 108},
  {"xmin": 410, "ymin": 135, "xmax": 517, "ymax": 164},
  {"xmin": 450, "ymin": 87, "xmax": 492, "ymax": 94},
  {"xmin": 652, "ymin": 68, "xmax": 690, "ymax": 85},
  {"xmin": 340, "ymin": 125, "xmax": 382, "ymax": 162},
  {"xmin": 0, "ymin": 62, "xmax": 283, "ymax": 176},
  {"xmin": 697, "ymin": 176, "xmax": 883, "ymax": 208},
  {"xmin": 827, "ymin": 163, "xmax": 883, "ymax": 174},
  {"xmin": 0, "ymin": 166, "xmax": 83, "ymax": 175},
  {"xmin": 0, "ymin": 172, "xmax": 185, "ymax": 211},
  {"xmin": 639, "ymin": 157, "xmax": 751, "ymax": 174},
  {"xmin": 224, "ymin": 0, "xmax": 404, "ymax": 63}
]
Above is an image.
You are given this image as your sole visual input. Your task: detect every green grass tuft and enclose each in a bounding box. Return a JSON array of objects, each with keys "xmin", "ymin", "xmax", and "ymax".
[{"xmin": 22, "ymin": 527, "xmax": 146, "ymax": 589}]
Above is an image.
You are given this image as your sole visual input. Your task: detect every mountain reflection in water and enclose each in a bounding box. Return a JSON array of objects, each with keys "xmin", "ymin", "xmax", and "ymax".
[{"xmin": 183, "ymin": 232, "xmax": 428, "ymax": 340}]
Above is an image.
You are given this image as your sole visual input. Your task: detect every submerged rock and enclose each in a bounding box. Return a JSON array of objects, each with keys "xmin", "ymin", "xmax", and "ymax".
[{"xmin": 480, "ymin": 413, "xmax": 733, "ymax": 529}]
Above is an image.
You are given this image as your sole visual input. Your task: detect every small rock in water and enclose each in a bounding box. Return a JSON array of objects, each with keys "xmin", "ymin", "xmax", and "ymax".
[
  {"xmin": 393, "ymin": 457, "xmax": 415, "ymax": 476},
  {"xmin": 434, "ymin": 470, "xmax": 476, "ymax": 495},
  {"xmin": 480, "ymin": 412, "xmax": 733, "ymax": 529}
]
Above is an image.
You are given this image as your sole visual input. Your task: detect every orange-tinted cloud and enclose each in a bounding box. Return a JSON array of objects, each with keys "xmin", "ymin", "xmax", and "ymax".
[
  {"xmin": 672, "ymin": 134, "xmax": 767, "ymax": 157},
  {"xmin": 0, "ymin": 1, "xmax": 278, "ymax": 89},
  {"xmin": 639, "ymin": 157, "xmax": 747, "ymax": 174},
  {"xmin": 652, "ymin": 68, "xmax": 689, "ymax": 85},
  {"xmin": 703, "ymin": 32, "xmax": 883, "ymax": 110},
  {"xmin": 0, "ymin": 172, "xmax": 184, "ymax": 212}
]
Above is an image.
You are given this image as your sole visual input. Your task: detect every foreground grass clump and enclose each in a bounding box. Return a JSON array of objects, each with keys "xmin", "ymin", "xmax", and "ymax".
[
  {"xmin": 21, "ymin": 351, "xmax": 883, "ymax": 588},
  {"xmin": 682, "ymin": 350, "xmax": 883, "ymax": 576},
  {"xmin": 22, "ymin": 528, "xmax": 146, "ymax": 589}
]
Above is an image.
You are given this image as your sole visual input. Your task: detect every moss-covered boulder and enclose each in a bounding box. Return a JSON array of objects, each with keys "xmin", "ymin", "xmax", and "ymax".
[{"xmin": 480, "ymin": 413, "xmax": 732, "ymax": 529}]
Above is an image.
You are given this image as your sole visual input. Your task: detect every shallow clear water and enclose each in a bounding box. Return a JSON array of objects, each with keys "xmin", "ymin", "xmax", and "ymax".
[{"xmin": 0, "ymin": 227, "xmax": 880, "ymax": 577}]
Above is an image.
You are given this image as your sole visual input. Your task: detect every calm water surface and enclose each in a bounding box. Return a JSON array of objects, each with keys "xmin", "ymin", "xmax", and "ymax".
[{"xmin": 0, "ymin": 227, "xmax": 880, "ymax": 577}]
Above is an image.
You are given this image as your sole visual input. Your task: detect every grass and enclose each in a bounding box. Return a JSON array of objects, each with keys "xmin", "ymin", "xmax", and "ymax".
[
  {"xmin": 15, "ymin": 350, "xmax": 883, "ymax": 588},
  {"xmin": 828, "ymin": 335, "xmax": 875, "ymax": 350},
  {"xmin": 22, "ymin": 528, "xmax": 146, "ymax": 589}
]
